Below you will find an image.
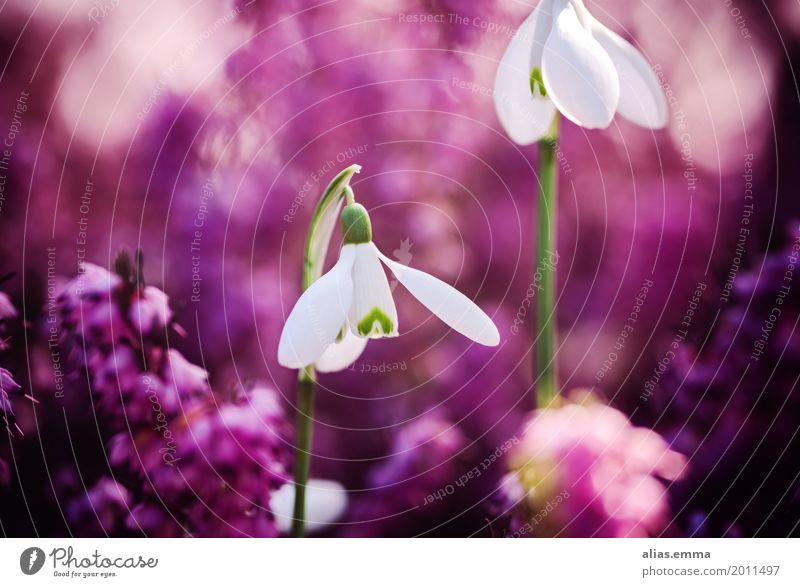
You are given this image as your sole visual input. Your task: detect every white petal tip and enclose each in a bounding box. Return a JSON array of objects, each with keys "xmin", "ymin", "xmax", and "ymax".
[
  {"xmin": 271, "ymin": 480, "xmax": 348, "ymax": 536},
  {"xmin": 277, "ymin": 353, "xmax": 309, "ymax": 371},
  {"xmin": 277, "ymin": 354, "xmax": 303, "ymax": 370},
  {"xmin": 478, "ymin": 325, "xmax": 501, "ymax": 347},
  {"xmin": 315, "ymin": 330, "xmax": 369, "ymax": 373}
]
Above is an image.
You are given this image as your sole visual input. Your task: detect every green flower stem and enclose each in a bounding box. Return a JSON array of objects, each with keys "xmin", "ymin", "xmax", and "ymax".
[
  {"xmin": 291, "ymin": 365, "xmax": 315, "ymax": 537},
  {"xmin": 344, "ymin": 185, "xmax": 355, "ymax": 206},
  {"xmin": 536, "ymin": 115, "xmax": 560, "ymax": 408}
]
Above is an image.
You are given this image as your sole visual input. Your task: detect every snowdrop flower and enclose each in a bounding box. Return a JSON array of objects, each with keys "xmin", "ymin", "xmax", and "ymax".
[
  {"xmin": 494, "ymin": 0, "xmax": 667, "ymax": 144},
  {"xmin": 278, "ymin": 177, "xmax": 500, "ymax": 373}
]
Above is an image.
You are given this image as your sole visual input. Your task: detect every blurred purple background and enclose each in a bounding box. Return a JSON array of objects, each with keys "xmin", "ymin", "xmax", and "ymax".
[{"xmin": 0, "ymin": 0, "xmax": 799, "ymax": 537}]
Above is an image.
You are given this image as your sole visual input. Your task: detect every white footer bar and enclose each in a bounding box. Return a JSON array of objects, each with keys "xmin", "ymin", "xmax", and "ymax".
[{"xmin": 0, "ymin": 538, "xmax": 797, "ymax": 586}]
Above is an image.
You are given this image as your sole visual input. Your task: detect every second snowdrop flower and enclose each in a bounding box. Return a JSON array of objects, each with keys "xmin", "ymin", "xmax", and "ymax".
[
  {"xmin": 278, "ymin": 170, "xmax": 499, "ymax": 373},
  {"xmin": 494, "ymin": 0, "xmax": 667, "ymax": 144}
]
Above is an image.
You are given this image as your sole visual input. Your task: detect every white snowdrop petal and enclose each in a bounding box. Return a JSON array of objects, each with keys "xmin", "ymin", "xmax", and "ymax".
[
  {"xmin": 542, "ymin": 0, "xmax": 619, "ymax": 129},
  {"xmin": 375, "ymin": 244, "xmax": 500, "ymax": 347},
  {"xmin": 493, "ymin": 0, "xmax": 557, "ymax": 145},
  {"xmin": 315, "ymin": 327, "xmax": 369, "ymax": 373},
  {"xmin": 271, "ymin": 479, "xmax": 348, "ymax": 535},
  {"xmin": 589, "ymin": 19, "xmax": 667, "ymax": 128},
  {"xmin": 277, "ymin": 245, "xmax": 356, "ymax": 369},
  {"xmin": 348, "ymin": 243, "xmax": 398, "ymax": 339}
]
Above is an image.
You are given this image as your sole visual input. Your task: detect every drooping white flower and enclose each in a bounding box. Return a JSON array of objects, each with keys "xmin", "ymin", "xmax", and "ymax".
[
  {"xmin": 278, "ymin": 200, "xmax": 500, "ymax": 372},
  {"xmin": 494, "ymin": 0, "xmax": 667, "ymax": 144}
]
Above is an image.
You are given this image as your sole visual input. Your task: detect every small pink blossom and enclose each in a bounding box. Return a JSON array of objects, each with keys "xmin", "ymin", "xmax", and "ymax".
[
  {"xmin": 0, "ymin": 292, "xmax": 17, "ymax": 321},
  {"xmin": 500, "ymin": 393, "xmax": 687, "ymax": 537},
  {"xmin": 129, "ymin": 286, "xmax": 173, "ymax": 337}
]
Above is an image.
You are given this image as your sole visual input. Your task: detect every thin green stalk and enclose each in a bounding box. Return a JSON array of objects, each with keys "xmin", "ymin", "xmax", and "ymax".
[
  {"xmin": 536, "ymin": 116, "xmax": 559, "ymax": 408},
  {"xmin": 291, "ymin": 366, "xmax": 315, "ymax": 537}
]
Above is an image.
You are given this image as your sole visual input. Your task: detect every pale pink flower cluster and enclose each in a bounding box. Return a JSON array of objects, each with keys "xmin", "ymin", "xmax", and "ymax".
[{"xmin": 500, "ymin": 395, "xmax": 687, "ymax": 537}]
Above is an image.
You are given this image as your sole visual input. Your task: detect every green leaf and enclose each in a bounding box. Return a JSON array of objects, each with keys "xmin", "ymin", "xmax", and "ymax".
[{"xmin": 302, "ymin": 164, "xmax": 361, "ymax": 290}]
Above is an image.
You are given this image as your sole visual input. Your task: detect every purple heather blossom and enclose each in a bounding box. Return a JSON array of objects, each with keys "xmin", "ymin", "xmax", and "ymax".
[
  {"xmin": 127, "ymin": 501, "xmax": 186, "ymax": 538},
  {"xmin": 57, "ymin": 264, "xmax": 128, "ymax": 348},
  {"xmin": 126, "ymin": 385, "xmax": 290, "ymax": 537},
  {"xmin": 497, "ymin": 393, "xmax": 687, "ymax": 537},
  {"xmin": 0, "ymin": 367, "xmax": 21, "ymax": 396},
  {"xmin": 0, "ymin": 292, "xmax": 20, "ymax": 487},
  {"xmin": 345, "ymin": 412, "xmax": 471, "ymax": 537},
  {"xmin": 55, "ymin": 258, "xmax": 236, "ymax": 536},
  {"xmin": 57, "ymin": 263, "xmax": 121, "ymax": 318},
  {"xmin": 58, "ymin": 263, "xmax": 173, "ymax": 348},
  {"xmin": 657, "ymin": 229, "xmax": 800, "ymax": 536},
  {"xmin": 129, "ymin": 286, "xmax": 173, "ymax": 338},
  {"xmin": 162, "ymin": 349, "xmax": 209, "ymax": 398},
  {"xmin": 0, "ymin": 367, "xmax": 22, "ymax": 426},
  {"xmin": 56, "ymin": 259, "xmax": 299, "ymax": 538},
  {"xmin": 59, "ymin": 259, "xmax": 208, "ymax": 431},
  {"xmin": 0, "ymin": 293, "xmax": 17, "ymax": 321},
  {"xmin": 66, "ymin": 477, "xmax": 132, "ymax": 536}
]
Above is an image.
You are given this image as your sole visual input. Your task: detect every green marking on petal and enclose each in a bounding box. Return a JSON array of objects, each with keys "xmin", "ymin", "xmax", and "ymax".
[
  {"xmin": 357, "ymin": 307, "xmax": 394, "ymax": 336},
  {"xmin": 529, "ymin": 67, "xmax": 547, "ymax": 98},
  {"xmin": 335, "ymin": 324, "xmax": 346, "ymax": 342}
]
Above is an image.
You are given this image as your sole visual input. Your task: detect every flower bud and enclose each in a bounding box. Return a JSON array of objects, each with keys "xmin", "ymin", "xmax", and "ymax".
[{"xmin": 340, "ymin": 203, "xmax": 372, "ymax": 244}]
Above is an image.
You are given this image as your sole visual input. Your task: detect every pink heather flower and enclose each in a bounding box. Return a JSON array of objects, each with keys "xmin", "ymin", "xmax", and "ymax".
[
  {"xmin": 0, "ymin": 292, "xmax": 17, "ymax": 321},
  {"xmin": 58, "ymin": 257, "xmax": 208, "ymax": 431},
  {"xmin": 0, "ymin": 293, "xmax": 19, "ymax": 484},
  {"xmin": 57, "ymin": 264, "xmax": 128, "ymax": 346},
  {"xmin": 499, "ymin": 393, "xmax": 687, "ymax": 537},
  {"xmin": 162, "ymin": 349, "xmax": 209, "ymax": 398},
  {"xmin": 58, "ymin": 262, "xmax": 175, "ymax": 347},
  {"xmin": 0, "ymin": 367, "xmax": 21, "ymax": 395},
  {"xmin": 129, "ymin": 286, "xmax": 173, "ymax": 337},
  {"xmin": 107, "ymin": 432, "xmax": 144, "ymax": 479},
  {"xmin": 368, "ymin": 414, "xmax": 469, "ymax": 490},
  {"xmin": 345, "ymin": 412, "xmax": 470, "ymax": 536},
  {"xmin": 92, "ymin": 345, "xmax": 141, "ymax": 394},
  {"xmin": 57, "ymin": 263, "xmax": 121, "ymax": 308},
  {"xmin": 0, "ymin": 367, "xmax": 22, "ymax": 427},
  {"xmin": 87, "ymin": 346, "xmax": 207, "ymax": 434},
  {"xmin": 126, "ymin": 386, "xmax": 290, "ymax": 537},
  {"xmin": 66, "ymin": 477, "xmax": 131, "ymax": 536},
  {"xmin": 127, "ymin": 501, "xmax": 186, "ymax": 538},
  {"xmin": 0, "ymin": 292, "xmax": 16, "ymax": 352}
]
